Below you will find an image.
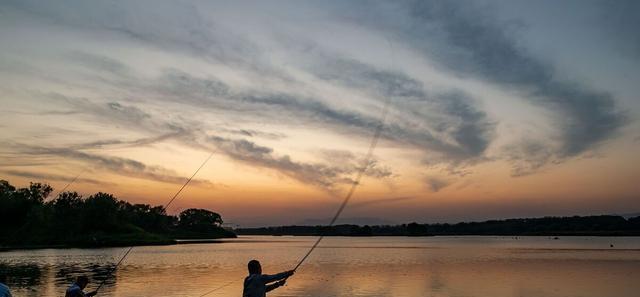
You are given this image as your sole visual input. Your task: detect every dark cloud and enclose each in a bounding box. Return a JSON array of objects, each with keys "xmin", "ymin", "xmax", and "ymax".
[
  {"xmin": 46, "ymin": 92, "xmax": 149, "ymax": 123},
  {"xmin": 208, "ymin": 136, "xmax": 392, "ymax": 189},
  {"xmin": 394, "ymin": 0, "xmax": 625, "ymax": 157},
  {"xmin": 317, "ymin": 149, "xmax": 393, "ymax": 180},
  {"xmin": 45, "ymin": 92, "xmax": 195, "ymax": 136},
  {"xmin": 68, "ymin": 51, "xmax": 132, "ymax": 77},
  {"xmin": 16, "ymin": 145, "xmax": 213, "ymax": 187},
  {"xmin": 222, "ymin": 128, "xmax": 286, "ymax": 140},
  {"xmin": 7, "ymin": 0, "xmax": 285, "ymax": 79},
  {"xmin": 502, "ymin": 140, "xmax": 555, "ymax": 177},
  {"xmin": 158, "ymin": 67, "xmax": 493, "ymax": 167},
  {"xmin": 70, "ymin": 133, "xmax": 180, "ymax": 150},
  {"xmin": 39, "ymin": 87, "xmax": 395, "ymax": 188},
  {"xmin": 1, "ymin": 169, "xmax": 111, "ymax": 186},
  {"xmin": 426, "ymin": 176, "xmax": 449, "ymax": 192},
  {"xmin": 6, "ymin": 0, "xmax": 499, "ymax": 173},
  {"xmin": 158, "ymin": 69, "xmax": 231, "ymax": 106},
  {"xmin": 597, "ymin": 0, "xmax": 640, "ymax": 56},
  {"xmin": 155, "ymin": 69, "xmax": 385, "ymax": 135},
  {"xmin": 40, "ymin": 62, "xmax": 492, "ymax": 181},
  {"xmin": 306, "ymin": 55, "xmax": 496, "ymax": 161},
  {"xmin": 86, "ymin": 64, "xmax": 491, "ymax": 173},
  {"xmin": 332, "ymin": 0, "xmax": 625, "ymax": 171},
  {"xmin": 106, "ymin": 102, "xmax": 151, "ymax": 123}
]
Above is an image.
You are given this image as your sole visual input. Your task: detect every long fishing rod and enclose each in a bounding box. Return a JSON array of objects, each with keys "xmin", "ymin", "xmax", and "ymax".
[
  {"xmin": 94, "ymin": 149, "xmax": 217, "ymax": 293},
  {"xmin": 291, "ymin": 97, "xmax": 391, "ymax": 273},
  {"xmin": 195, "ymin": 104, "xmax": 391, "ymax": 297},
  {"xmin": 289, "ymin": 37, "xmax": 395, "ymax": 275}
]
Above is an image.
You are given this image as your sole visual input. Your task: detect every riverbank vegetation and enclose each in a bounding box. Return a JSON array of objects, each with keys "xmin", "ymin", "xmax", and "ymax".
[
  {"xmin": 237, "ymin": 215, "xmax": 640, "ymax": 236},
  {"xmin": 0, "ymin": 180, "xmax": 235, "ymax": 249}
]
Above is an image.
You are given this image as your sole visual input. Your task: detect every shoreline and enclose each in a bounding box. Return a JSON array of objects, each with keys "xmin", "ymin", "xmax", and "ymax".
[
  {"xmin": 0, "ymin": 232, "xmax": 237, "ymax": 251},
  {"xmin": 0, "ymin": 236, "xmax": 237, "ymax": 251},
  {"xmin": 236, "ymin": 232, "xmax": 640, "ymax": 237},
  {"xmin": 4, "ymin": 234, "xmax": 640, "ymax": 251}
]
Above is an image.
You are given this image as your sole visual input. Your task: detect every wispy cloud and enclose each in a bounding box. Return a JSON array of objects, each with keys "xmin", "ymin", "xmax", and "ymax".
[
  {"xmin": 70, "ymin": 133, "xmax": 180, "ymax": 150},
  {"xmin": 13, "ymin": 144, "xmax": 214, "ymax": 187},
  {"xmin": 503, "ymin": 139, "xmax": 556, "ymax": 177},
  {"xmin": 1, "ymin": 169, "xmax": 111, "ymax": 186},
  {"xmin": 328, "ymin": 0, "xmax": 626, "ymax": 174},
  {"xmin": 349, "ymin": 196, "xmax": 416, "ymax": 209},
  {"xmin": 207, "ymin": 136, "xmax": 392, "ymax": 189},
  {"xmin": 391, "ymin": 0, "xmax": 624, "ymax": 158},
  {"xmin": 302, "ymin": 52, "xmax": 496, "ymax": 162},
  {"xmin": 221, "ymin": 128, "xmax": 286, "ymax": 140}
]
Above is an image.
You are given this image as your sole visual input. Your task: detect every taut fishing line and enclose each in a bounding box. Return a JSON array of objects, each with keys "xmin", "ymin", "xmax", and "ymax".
[
  {"xmin": 94, "ymin": 149, "xmax": 218, "ymax": 293},
  {"xmin": 289, "ymin": 37, "xmax": 395, "ymax": 277},
  {"xmin": 47, "ymin": 168, "xmax": 87, "ymax": 201},
  {"xmin": 290, "ymin": 95, "xmax": 391, "ymax": 273}
]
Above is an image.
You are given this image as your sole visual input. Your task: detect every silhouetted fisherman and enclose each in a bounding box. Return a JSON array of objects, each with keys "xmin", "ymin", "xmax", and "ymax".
[
  {"xmin": 65, "ymin": 276, "xmax": 97, "ymax": 297},
  {"xmin": 242, "ymin": 260, "xmax": 294, "ymax": 297},
  {"xmin": 0, "ymin": 274, "xmax": 11, "ymax": 297}
]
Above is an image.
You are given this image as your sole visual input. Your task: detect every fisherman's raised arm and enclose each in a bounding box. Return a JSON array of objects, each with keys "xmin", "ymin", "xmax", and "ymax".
[{"xmin": 260, "ymin": 270, "xmax": 294, "ymax": 284}]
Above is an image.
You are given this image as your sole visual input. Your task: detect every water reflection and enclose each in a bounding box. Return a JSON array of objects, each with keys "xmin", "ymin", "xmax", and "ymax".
[
  {"xmin": 1, "ymin": 236, "xmax": 639, "ymax": 297},
  {"xmin": 0, "ymin": 263, "xmax": 42, "ymax": 287}
]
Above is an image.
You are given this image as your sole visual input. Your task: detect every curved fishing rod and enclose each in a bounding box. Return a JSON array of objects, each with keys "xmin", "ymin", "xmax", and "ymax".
[
  {"xmin": 291, "ymin": 97, "xmax": 391, "ymax": 273},
  {"xmin": 195, "ymin": 102, "xmax": 391, "ymax": 297},
  {"xmin": 289, "ymin": 37, "xmax": 395, "ymax": 276},
  {"xmin": 94, "ymin": 149, "xmax": 217, "ymax": 293}
]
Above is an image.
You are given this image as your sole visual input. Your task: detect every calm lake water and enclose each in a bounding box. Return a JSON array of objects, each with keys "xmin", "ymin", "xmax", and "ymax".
[{"xmin": 1, "ymin": 236, "xmax": 639, "ymax": 297}]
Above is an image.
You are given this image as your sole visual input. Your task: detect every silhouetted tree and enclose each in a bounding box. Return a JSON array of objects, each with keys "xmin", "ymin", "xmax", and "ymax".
[
  {"xmin": 83, "ymin": 192, "xmax": 120, "ymax": 232},
  {"xmin": 49, "ymin": 191, "xmax": 84, "ymax": 236},
  {"xmin": 0, "ymin": 180, "xmax": 234, "ymax": 246},
  {"xmin": 407, "ymin": 222, "xmax": 429, "ymax": 236},
  {"xmin": 178, "ymin": 208, "xmax": 223, "ymax": 233},
  {"xmin": 0, "ymin": 181, "xmax": 52, "ymax": 238}
]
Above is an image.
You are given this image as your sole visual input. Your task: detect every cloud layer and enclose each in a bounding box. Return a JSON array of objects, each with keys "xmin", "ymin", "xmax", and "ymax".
[{"xmin": 0, "ymin": 0, "xmax": 634, "ymax": 203}]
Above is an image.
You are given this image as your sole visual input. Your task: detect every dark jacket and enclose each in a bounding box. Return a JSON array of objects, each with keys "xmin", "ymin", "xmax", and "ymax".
[{"xmin": 242, "ymin": 272, "xmax": 289, "ymax": 297}]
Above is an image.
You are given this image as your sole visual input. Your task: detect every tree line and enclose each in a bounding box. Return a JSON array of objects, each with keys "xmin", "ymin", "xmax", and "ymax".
[
  {"xmin": 237, "ymin": 215, "xmax": 640, "ymax": 236},
  {"xmin": 0, "ymin": 180, "xmax": 235, "ymax": 248}
]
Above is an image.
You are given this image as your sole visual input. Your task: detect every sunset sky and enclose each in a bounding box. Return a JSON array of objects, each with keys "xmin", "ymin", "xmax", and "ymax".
[{"xmin": 1, "ymin": 0, "xmax": 639, "ymax": 227}]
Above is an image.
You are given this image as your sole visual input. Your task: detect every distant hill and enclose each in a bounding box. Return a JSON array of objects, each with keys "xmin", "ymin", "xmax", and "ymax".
[
  {"xmin": 298, "ymin": 217, "xmax": 397, "ymax": 226},
  {"xmin": 237, "ymin": 215, "xmax": 640, "ymax": 237},
  {"xmin": 618, "ymin": 212, "xmax": 640, "ymax": 219}
]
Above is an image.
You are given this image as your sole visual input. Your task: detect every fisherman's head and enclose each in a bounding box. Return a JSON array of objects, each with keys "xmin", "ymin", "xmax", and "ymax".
[
  {"xmin": 76, "ymin": 276, "xmax": 89, "ymax": 289},
  {"xmin": 248, "ymin": 259, "xmax": 262, "ymax": 274},
  {"xmin": 0, "ymin": 274, "xmax": 6, "ymax": 284}
]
